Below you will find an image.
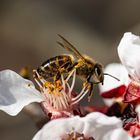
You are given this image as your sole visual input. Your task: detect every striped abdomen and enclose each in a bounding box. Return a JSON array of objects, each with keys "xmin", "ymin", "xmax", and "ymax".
[{"xmin": 37, "ymin": 55, "xmax": 73, "ymax": 80}]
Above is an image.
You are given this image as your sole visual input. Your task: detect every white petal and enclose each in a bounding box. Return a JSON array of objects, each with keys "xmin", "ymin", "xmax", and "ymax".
[
  {"xmin": 83, "ymin": 112, "xmax": 122, "ymax": 139},
  {"xmin": 99, "ymin": 63, "xmax": 129, "ymax": 106},
  {"xmin": 118, "ymin": 32, "xmax": 140, "ymax": 81},
  {"xmin": 103, "ymin": 98, "xmax": 115, "ymax": 106},
  {"xmin": 135, "ymin": 105, "xmax": 140, "ymax": 121},
  {"xmin": 33, "ymin": 116, "xmax": 85, "ymax": 140},
  {"xmin": 33, "ymin": 112, "xmax": 127, "ymax": 140},
  {"xmin": 100, "ymin": 63, "xmax": 129, "ymax": 93},
  {"xmin": 0, "ymin": 70, "xmax": 44, "ymax": 116},
  {"xmin": 102, "ymin": 128, "xmax": 133, "ymax": 140}
]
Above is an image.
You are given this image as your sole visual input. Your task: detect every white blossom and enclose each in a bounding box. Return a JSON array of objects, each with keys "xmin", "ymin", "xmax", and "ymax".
[
  {"xmin": 33, "ymin": 112, "xmax": 133, "ymax": 140},
  {"xmin": 0, "ymin": 69, "xmax": 87, "ymax": 117},
  {"xmin": 99, "ymin": 32, "xmax": 140, "ymax": 105}
]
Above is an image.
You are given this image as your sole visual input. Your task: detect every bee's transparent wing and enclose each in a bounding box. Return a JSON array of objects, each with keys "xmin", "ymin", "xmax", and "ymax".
[{"xmin": 57, "ymin": 34, "xmax": 85, "ymax": 61}]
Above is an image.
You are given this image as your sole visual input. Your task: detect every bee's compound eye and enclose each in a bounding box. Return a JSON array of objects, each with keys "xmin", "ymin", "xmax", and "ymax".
[{"xmin": 95, "ymin": 67, "xmax": 101, "ymax": 76}]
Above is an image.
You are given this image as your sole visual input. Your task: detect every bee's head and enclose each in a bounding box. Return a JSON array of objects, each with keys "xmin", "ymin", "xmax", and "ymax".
[
  {"xmin": 92, "ymin": 63, "xmax": 104, "ymax": 85},
  {"xmin": 92, "ymin": 63, "xmax": 120, "ymax": 85}
]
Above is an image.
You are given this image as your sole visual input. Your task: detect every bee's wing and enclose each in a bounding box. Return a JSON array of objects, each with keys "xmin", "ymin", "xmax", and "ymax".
[{"xmin": 57, "ymin": 34, "xmax": 85, "ymax": 61}]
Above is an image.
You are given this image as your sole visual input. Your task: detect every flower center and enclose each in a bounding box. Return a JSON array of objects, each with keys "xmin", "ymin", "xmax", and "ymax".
[
  {"xmin": 62, "ymin": 130, "xmax": 95, "ymax": 140},
  {"xmin": 44, "ymin": 80, "xmax": 63, "ymax": 96},
  {"xmin": 42, "ymin": 80, "xmax": 71, "ymax": 111},
  {"xmin": 33, "ymin": 69, "xmax": 89, "ymax": 115}
]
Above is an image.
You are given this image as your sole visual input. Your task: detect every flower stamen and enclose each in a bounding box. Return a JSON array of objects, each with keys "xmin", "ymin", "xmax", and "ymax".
[
  {"xmin": 72, "ymin": 88, "xmax": 89, "ymax": 105},
  {"xmin": 33, "ymin": 68, "xmax": 88, "ymax": 117}
]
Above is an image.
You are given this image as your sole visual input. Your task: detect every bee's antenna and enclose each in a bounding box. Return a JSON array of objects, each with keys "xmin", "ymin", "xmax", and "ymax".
[{"xmin": 103, "ymin": 73, "xmax": 120, "ymax": 81}]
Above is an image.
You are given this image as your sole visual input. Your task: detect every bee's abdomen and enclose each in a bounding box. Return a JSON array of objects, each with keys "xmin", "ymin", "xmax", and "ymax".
[{"xmin": 39, "ymin": 55, "xmax": 73, "ymax": 79}]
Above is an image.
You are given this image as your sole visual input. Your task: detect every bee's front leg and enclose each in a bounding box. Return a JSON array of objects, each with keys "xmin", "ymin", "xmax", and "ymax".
[{"xmin": 83, "ymin": 81, "xmax": 94, "ymax": 102}]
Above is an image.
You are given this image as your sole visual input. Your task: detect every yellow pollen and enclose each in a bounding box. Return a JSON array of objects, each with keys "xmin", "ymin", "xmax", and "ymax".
[
  {"xmin": 54, "ymin": 90, "xmax": 61, "ymax": 96},
  {"xmin": 44, "ymin": 80, "xmax": 63, "ymax": 96}
]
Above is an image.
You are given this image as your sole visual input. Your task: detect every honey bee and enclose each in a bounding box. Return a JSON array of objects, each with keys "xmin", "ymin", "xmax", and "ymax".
[{"xmin": 33, "ymin": 34, "xmax": 118, "ymax": 101}]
